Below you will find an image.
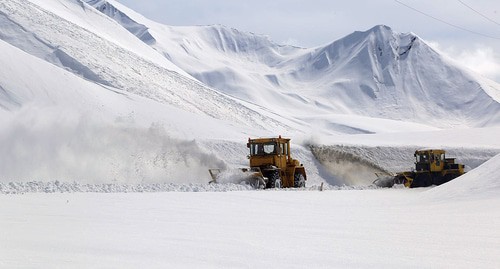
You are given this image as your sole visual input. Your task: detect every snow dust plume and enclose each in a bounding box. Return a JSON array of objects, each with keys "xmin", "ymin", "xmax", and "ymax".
[
  {"xmin": 311, "ymin": 145, "xmax": 391, "ymax": 186},
  {"xmin": 0, "ymin": 108, "xmax": 225, "ymax": 184},
  {"xmin": 310, "ymin": 144, "xmax": 500, "ymax": 187}
]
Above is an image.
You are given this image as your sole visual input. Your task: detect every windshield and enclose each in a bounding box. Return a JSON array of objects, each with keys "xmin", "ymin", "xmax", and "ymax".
[
  {"xmin": 250, "ymin": 142, "xmax": 277, "ymax": 155},
  {"xmin": 416, "ymin": 153, "xmax": 429, "ymax": 163}
]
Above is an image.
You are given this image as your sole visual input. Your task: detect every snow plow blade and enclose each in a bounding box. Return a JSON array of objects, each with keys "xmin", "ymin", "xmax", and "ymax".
[
  {"xmin": 372, "ymin": 172, "xmax": 397, "ymax": 188},
  {"xmin": 208, "ymin": 168, "xmax": 267, "ymax": 188}
]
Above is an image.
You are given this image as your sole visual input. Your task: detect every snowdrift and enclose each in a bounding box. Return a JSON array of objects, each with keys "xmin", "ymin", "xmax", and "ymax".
[{"xmin": 424, "ymin": 153, "xmax": 500, "ymax": 201}]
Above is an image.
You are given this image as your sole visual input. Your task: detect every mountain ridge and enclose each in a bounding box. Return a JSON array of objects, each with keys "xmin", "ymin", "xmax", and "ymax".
[
  {"xmin": 85, "ymin": 0, "xmax": 500, "ymax": 129},
  {"xmin": 0, "ymin": 0, "xmax": 498, "ymax": 136}
]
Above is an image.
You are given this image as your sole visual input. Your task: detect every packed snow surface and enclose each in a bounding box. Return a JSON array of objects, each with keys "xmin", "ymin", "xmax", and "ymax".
[{"xmin": 1, "ymin": 186, "xmax": 499, "ymax": 268}]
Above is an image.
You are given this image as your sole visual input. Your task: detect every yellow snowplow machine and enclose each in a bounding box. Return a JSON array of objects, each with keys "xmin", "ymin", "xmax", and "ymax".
[
  {"xmin": 374, "ymin": 149, "xmax": 465, "ymax": 188},
  {"xmin": 209, "ymin": 136, "xmax": 307, "ymax": 189}
]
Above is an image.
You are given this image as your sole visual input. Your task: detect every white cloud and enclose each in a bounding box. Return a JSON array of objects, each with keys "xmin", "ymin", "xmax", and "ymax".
[
  {"xmin": 428, "ymin": 41, "xmax": 500, "ymax": 83},
  {"xmin": 457, "ymin": 47, "xmax": 500, "ymax": 82}
]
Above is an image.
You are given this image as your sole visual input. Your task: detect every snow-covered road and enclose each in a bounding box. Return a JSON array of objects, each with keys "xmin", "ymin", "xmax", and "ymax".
[{"xmin": 1, "ymin": 189, "xmax": 498, "ymax": 268}]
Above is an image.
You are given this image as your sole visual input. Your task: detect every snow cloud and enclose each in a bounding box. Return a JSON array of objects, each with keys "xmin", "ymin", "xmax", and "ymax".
[
  {"xmin": 0, "ymin": 107, "xmax": 226, "ymax": 184},
  {"xmin": 428, "ymin": 41, "xmax": 500, "ymax": 82},
  {"xmin": 456, "ymin": 47, "xmax": 500, "ymax": 82}
]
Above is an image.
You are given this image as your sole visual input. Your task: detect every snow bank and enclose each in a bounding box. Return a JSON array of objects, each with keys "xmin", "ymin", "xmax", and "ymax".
[
  {"xmin": 0, "ymin": 180, "xmax": 386, "ymax": 194},
  {"xmin": 423, "ymin": 153, "xmax": 500, "ymax": 201},
  {"xmin": 0, "ymin": 181, "xmax": 256, "ymax": 194}
]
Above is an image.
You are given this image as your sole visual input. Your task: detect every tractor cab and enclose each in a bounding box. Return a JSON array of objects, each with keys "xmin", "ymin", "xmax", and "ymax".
[
  {"xmin": 414, "ymin": 149, "xmax": 445, "ymax": 172},
  {"xmin": 247, "ymin": 136, "xmax": 291, "ymax": 169}
]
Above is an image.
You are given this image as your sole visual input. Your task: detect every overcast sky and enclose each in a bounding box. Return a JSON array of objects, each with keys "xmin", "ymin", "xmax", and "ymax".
[{"xmin": 117, "ymin": 0, "xmax": 500, "ymax": 83}]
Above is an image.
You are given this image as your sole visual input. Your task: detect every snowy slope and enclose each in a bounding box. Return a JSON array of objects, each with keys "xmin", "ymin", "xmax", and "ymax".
[
  {"xmin": 0, "ymin": 0, "xmax": 295, "ymax": 133},
  {"xmin": 424, "ymin": 153, "xmax": 500, "ymax": 201},
  {"xmin": 0, "ymin": 39, "xmax": 258, "ymax": 183},
  {"xmin": 92, "ymin": 0, "xmax": 500, "ymax": 129}
]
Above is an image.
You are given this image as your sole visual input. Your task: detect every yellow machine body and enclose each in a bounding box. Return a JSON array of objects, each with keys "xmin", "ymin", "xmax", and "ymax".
[
  {"xmin": 246, "ymin": 136, "xmax": 306, "ymax": 188},
  {"xmin": 395, "ymin": 149, "xmax": 465, "ymax": 188}
]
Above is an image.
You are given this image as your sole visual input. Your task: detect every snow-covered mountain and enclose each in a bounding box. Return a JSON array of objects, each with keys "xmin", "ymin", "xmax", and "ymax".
[
  {"xmin": 88, "ymin": 0, "xmax": 500, "ymax": 130},
  {"xmin": 3, "ymin": 1, "xmax": 500, "ymax": 267},
  {"xmin": 0, "ymin": 0, "xmax": 499, "ymax": 184},
  {"xmin": 0, "ymin": 0, "xmax": 295, "ymax": 134}
]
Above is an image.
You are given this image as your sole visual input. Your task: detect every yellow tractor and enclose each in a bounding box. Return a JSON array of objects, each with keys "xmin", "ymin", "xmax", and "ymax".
[
  {"xmin": 393, "ymin": 149, "xmax": 465, "ymax": 188},
  {"xmin": 209, "ymin": 136, "xmax": 307, "ymax": 188}
]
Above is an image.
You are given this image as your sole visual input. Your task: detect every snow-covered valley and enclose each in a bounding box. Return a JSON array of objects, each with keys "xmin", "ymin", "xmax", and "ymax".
[{"xmin": 1, "ymin": 0, "xmax": 500, "ymax": 267}]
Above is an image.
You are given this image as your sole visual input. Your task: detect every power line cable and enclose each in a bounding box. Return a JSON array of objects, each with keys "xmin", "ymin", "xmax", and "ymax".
[
  {"xmin": 457, "ymin": 0, "xmax": 500, "ymax": 27},
  {"xmin": 395, "ymin": 0, "xmax": 500, "ymax": 40}
]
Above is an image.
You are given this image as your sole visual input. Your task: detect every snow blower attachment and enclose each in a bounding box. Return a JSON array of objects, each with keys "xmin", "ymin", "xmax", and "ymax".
[
  {"xmin": 374, "ymin": 149, "xmax": 465, "ymax": 188},
  {"xmin": 209, "ymin": 136, "xmax": 307, "ymax": 189},
  {"xmin": 208, "ymin": 167, "xmax": 267, "ymax": 188}
]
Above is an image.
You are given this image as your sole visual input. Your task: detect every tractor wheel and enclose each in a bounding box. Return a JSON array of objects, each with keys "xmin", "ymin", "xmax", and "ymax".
[
  {"xmin": 294, "ymin": 173, "xmax": 306, "ymax": 188},
  {"xmin": 267, "ymin": 170, "xmax": 281, "ymax": 188}
]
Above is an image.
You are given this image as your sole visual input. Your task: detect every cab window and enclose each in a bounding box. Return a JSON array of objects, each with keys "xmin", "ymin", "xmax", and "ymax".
[
  {"xmin": 250, "ymin": 142, "xmax": 277, "ymax": 155},
  {"xmin": 416, "ymin": 153, "xmax": 429, "ymax": 163}
]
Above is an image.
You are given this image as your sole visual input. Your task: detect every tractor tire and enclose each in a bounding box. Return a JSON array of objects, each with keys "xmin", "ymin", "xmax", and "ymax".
[
  {"xmin": 294, "ymin": 173, "xmax": 306, "ymax": 188},
  {"xmin": 266, "ymin": 170, "xmax": 281, "ymax": 188}
]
